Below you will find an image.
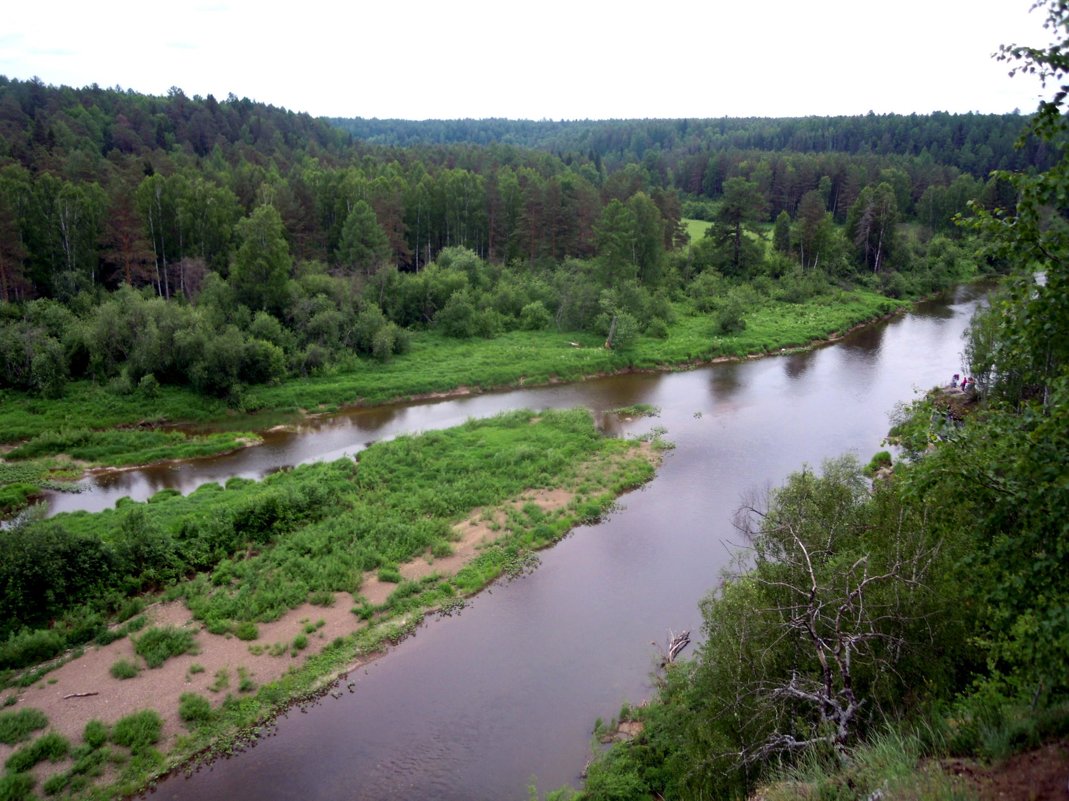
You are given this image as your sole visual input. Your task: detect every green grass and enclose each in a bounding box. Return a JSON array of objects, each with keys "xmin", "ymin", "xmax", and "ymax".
[
  {"xmin": 208, "ymin": 669, "xmax": 229, "ymax": 693},
  {"xmin": 178, "ymin": 693, "xmax": 213, "ymax": 725},
  {"xmin": 609, "ymin": 404, "xmax": 660, "ymax": 418},
  {"xmin": 5, "ymin": 428, "xmax": 260, "ymax": 466},
  {"xmin": 0, "ymin": 707, "xmax": 48, "ymax": 745},
  {"xmin": 0, "ymin": 457, "xmax": 82, "ymax": 517},
  {"xmin": 4, "ymin": 731, "xmax": 70, "ymax": 773},
  {"xmin": 758, "ymin": 727, "xmax": 966, "ymax": 801},
  {"xmin": 683, "ymin": 217, "xmax": 712, "ymax": 241},
  {"xmin": 0, "ymin": 773, "xmax": 35, "ymax": 801},
  {"xmin": 132, "ymin": 627, "xmax": 196, "ymax": 669},
  {"xmin": 83, "ymin": 720, "xmax": 108, "ymax": 749},
  {"xmin": 109, "ymin": 660, "xmax": 140, "ymax": 680},
  {"xmin": 109, "ymin": 710, "xmax": 161, "ymax": 753},
  {"xmin": 233, "ymin": 622, "xmax": 259, "ymax": 641}
]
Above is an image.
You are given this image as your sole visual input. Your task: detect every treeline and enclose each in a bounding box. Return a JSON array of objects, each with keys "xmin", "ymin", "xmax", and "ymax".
[
  {"xmin": 330, "ymin": 113, "xmax": 1053, "ymax": 177},
  {"xmin": 0, "ymin": 76, "xmax": 1014, "ymax": 403},
  {"xmin": 0, "ymin": 76, "xmax": 1029, "ymax": 303}
]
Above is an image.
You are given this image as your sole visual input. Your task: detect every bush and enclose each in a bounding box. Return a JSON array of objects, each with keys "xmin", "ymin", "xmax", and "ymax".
[
  {"xmin": 519, "ymin": 301, "xmax": 552, "ymax": 331},
  {"xmin": 714, "ymin": 297, "xmax": 746, "ymax": 335},
  {"xmin": 0, "ymin": 774, "xmax": 35, "ymax": 801},
  {"xmin": 109, "ymin": 659, "xmax": 140, "ymax": 680},
  {"xmin": 864, "ymin": 450, "xmax": 893, "ymax": 477},
  {"xmin": 110, "ymin": 710, "xmax": 161, "ymax": 752},
  {"xmin": 132, "ymin": 626, "xmax": 195, "ymax": 668},
  {"xmin": 377, "ymin": 566, "xmax": 402, "ymax": 584},
  {"xmin": 233, "ymin": 621, "xmax": 259, "ymax": 641},
  {"xmin": 178, "ymin": 693, "xmax": 213, "ymax": 725},
  {"xmin": 82, "ymin": 720, "xmax": 108, "ymax": 749},
  {"xmin": 0, "ymin": 708, "xmax": 48, "ymax": 745},
  {"xmin": 5, "ymin": 731, "xmax": 70, "ymax": 772},
  {"xmin": 0, "ymin": 629, "xmax": 65, "ymax": 671}
]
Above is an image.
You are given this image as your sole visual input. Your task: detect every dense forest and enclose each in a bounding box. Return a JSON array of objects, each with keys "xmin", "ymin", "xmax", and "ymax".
[{"xmin": 0, "ymin": 73, "xmax": 1031, "ymax": 404}]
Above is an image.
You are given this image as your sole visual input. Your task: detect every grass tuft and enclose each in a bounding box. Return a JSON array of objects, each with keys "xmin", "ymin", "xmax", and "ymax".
[
  {"xmin": 0, "ymin": 707, "xmax": 48, "ymax": 745},
  {"xmin": 132, "ymin": 627, "xmax": 196, "ymax": 669}
]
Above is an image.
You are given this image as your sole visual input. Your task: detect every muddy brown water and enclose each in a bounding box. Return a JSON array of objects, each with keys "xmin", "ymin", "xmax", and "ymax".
[{"xmin": 52, "ymin": 286, "xmax": 986, "ymax": 801}]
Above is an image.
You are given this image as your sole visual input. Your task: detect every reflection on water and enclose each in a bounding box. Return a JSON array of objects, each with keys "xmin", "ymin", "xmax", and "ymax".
[
  {"xmin": 709, "ymin": 361, "xmax": 743, "ymax": 401},
  {"xmin": 782, "ymin": 348, "xmax": 818, "ymax": 380},
  {"xmin": 61, "ymin": 290, "xmax": 987, "ymax": 801}
]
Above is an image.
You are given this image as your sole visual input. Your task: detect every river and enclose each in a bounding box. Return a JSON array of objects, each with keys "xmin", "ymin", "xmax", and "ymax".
[{"xmin": 87, "ymin": 285, "xmax": 984, "ymax": 801}]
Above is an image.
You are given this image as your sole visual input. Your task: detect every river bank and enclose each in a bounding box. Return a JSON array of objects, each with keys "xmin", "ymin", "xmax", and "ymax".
[
  {"xmin": 0, "ymin": 289, "xmax": 902, "ymax": 446},
  {"xmin": 0, "ymin": 411, "xmax": 662, "ymax": 800}
]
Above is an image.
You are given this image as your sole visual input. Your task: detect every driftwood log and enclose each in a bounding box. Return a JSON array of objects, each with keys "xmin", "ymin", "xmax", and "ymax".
[
  {"xmin": 62, "ymin": 692, "xmax": 99, "ymax": 699},
  {"xmin": 654, "ymin": 629, "xmax": 691, "ymax": 667}
]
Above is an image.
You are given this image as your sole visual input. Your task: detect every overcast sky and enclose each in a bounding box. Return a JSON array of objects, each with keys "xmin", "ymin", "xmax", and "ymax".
[{"xmin": 0, "ymin": 1, "xmax": 1053, "ymax": 121}]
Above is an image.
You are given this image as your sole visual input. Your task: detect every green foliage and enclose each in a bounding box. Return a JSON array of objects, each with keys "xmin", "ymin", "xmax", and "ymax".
[
  {"xmin": 337, "ymin": 200, "xmax": 390, "ymax": 275},
  {"xmin": 713, "ymin": 296, "xmax": 747, "ymax": 335},
  {"xmin": 132, "ymin": 627, "xmax": 196, "ymax": 668},
  {"xmin": 862, "ymin": 450, "xmax": 892, "ymax": 476},
  {"xmin": 82, "ymin": 720, "xmax": 108, "ymax": 749},
  {"xmin": 0, "ymin": 708, "xmax": 48, "ymax": 745},
  {"xmin": 583, "ymin": 458, "xmax": 971, "ymax": 799},
  {"xmin": 109, "ymin": 659, "xmax": 140, "ymax": 680},
  {"xmin": 233, "ymin": 621, "xmax": 259, "ymax": 641},
  {"xmin": 5, "ymin": 428, "xmax": 258, "ymax": 466},
  {"xmin": 5, "ymin": 731, "xmax": 70, "ymax": 772},
  {"xmin": 0, "ymin": 773, "xmax": 35, "ymax": 801},
  {"xmin": 109, "ymin": 710, "xmax": 161, "ymax": 752},
  {"xmin": 208, "ymin": 669, "xmax": 229, "ymax": 693},
  {"xmin": 231, "ymin": 205, "xmax": 292, "ymax": 314},
  {"xmin": 178, "ymin": 693, "xmax": 213, "ymax": 725}
]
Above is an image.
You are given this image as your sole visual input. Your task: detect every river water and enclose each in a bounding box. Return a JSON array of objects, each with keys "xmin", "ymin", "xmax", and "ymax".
[{"xmin": 95, "ymin": 285, "xmax": 984, "ymax": 801}]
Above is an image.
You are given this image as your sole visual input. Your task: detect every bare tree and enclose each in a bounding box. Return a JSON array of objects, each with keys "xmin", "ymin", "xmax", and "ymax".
[{"xmin": 723, "ymin": 462, "xmax": 940, "ymax": 765}]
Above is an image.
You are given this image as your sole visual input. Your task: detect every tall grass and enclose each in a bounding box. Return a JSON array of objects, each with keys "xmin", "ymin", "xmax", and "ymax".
[
  {"xmin": 0, "ymin": 707, "xmax": 48, "ymax": 744},
  {"xmin": 759, "ymin": 727, "xmax": 966, "ymax": 801}
]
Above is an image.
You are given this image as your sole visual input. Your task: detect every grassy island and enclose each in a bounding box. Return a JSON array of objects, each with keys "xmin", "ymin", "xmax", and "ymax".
[{"xmin": 0, "ymin": 409, "xmax": 662, "ymax": 800}]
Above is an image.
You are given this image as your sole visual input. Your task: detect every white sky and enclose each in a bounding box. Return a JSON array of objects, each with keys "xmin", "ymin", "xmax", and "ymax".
[{"xmin": 0, "ymin": 1, "xmax": 1053, "ymax": 121}]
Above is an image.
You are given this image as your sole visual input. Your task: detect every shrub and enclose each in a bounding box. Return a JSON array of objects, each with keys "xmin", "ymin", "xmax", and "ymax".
[
  {"xmin": 132, "ymin": 626, "xmax": 196, "ymax": 668},
  {"xmin": 208, "ymin": 669, "xmax": 229, "ymax": 693},
  {"xmin": 714, "ymin": 297, "xmax": 746, "ymax": 335},
  {"xmin": 110, "ymin": 710, "xmax": 161, "ymax": 752},
  {"xmin": 864, "ymin": 450, "xmax": 893, "ymax": 476},
  {"xmin": 0, "ymin": 708, "xmax": 48, "ymax": 745},
  {"xmin": 178, "ymin": 693, "xmax": 212, "ymax": 725},
  {"xmin": 292, "ymin": 634, "xmax": 308, "ymax": 651},
  {"xmin": 5, "ymin": 731, "xmax": 70, "ymax": 772},
  {"xmin": 233, "ymin": 621, "xmax": 259, "ymax": 641},
  {"xmin": 109, "ymin": 659, "xmax": 140, "ymax": 680},
  {"xmin": 519, "ymin": 301, "xmax": 552, "ymax": 331},
  {"xmin": 82, "ymin": 720, "xmax": 108, "ymax": 749},
  {"xmin": 42, "ymin": 772, "xmax": 68, "ymax": 795},
  {"xmin": 377, "ymin": 566, "xmax": 402, "ymax": 584},
  {"xmin": 308, "ymin": 591, "xmax": 335, "ymax": 607},
  {"xmin": 0, "ymin": 774, "xmax": 35, "ymax": 801},
  {"xmin": 0, "ymin": 624, "xmax": 65, "ymax": 667}
]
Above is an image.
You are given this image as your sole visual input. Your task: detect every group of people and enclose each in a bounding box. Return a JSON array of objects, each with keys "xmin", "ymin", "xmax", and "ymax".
[{"xmin": 950, "ymin": 373, "xmax": 975, "ymax": 392}]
